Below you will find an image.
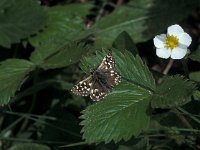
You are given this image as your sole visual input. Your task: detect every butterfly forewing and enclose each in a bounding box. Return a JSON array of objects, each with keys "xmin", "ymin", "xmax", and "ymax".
[
  {"xmin": 98, "ymin": 52, "xmax": 121, "ymax": 86},
  {"xmin": 98, "ymin": 52, "xmax": 115, "ymax": 70},
  {"xmin": 71, "ymin": 76, "xmax": 93, "ymax": 96}
]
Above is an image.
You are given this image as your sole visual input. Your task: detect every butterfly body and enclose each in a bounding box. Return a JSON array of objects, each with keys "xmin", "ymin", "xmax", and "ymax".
[{"xmin": 71, "ymin": 52, "xmax": 121, "ymax": 101}]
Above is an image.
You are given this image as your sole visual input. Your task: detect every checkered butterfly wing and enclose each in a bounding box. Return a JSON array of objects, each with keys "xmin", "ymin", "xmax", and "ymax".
[
  {"xmin": 97, "ymin": 52, "xmax": 121, "ymax": 86},
  {"xmin": 71, "ymin": 52, "xmax": 121, "ymax": 101},
  {"xmin": 71, "ymin": 76, "xmax": 93, "ymax": 97}
]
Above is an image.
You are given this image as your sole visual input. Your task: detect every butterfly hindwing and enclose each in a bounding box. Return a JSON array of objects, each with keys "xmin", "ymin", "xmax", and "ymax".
[
  {"xmin": 89, "ymin": 80, "xmax": 108, "ymax": 101},
  {"xmin": 71, "ymin": 76, "xmax": 93, "ymax": 96},
  {"xmin": 104, "ymin": 70, "xmax": 121, "ymax": 86}
]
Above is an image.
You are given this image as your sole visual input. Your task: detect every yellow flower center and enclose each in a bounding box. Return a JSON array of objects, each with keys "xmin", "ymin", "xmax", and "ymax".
[{"xmin": 165, "ymin": 35, "xmax": 179, "ymax": 49}]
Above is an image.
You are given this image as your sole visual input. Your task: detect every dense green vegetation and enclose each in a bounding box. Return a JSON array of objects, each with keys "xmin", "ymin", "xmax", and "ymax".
[{"xmin": 0, "ymin": 0, "xmax": 200, "ymax": 149}]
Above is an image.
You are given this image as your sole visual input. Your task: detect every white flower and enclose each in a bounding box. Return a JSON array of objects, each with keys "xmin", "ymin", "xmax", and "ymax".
[{"xmin": 153, "ymin": 24, "xmax": 192, "ymax": 59}]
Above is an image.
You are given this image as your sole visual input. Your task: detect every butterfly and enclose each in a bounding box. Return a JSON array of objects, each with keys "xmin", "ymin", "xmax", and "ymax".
[{"xmin": 71, "ymin": 52, "xmax": 121, "ymax": 101}]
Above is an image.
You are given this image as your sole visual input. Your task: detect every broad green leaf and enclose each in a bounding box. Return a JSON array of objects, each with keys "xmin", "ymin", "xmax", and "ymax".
[
  {"xmin": 80, "ymin": 82, "xmax": 151, "ymax": 143},
  {"xmin": 8, "ymin": 143, "xmax": 50, "ymax": 150},
  {"xmin": 29, "ymin": 4, "xmax": 92, "ymax": 70},
  {"xmin": 0, "ymin": 0, "xmax": 47, "ymax": 48},
  {"xmin": 30, "ymin": 42, "xmax": 90, "ymax": 70},
  {"xmin": 189, "ymin": 71, "xmax": 200, "ymax": 82},
  {"xmin": 151, "ymin": 76, "xmax": 196, "ymax": 108},
  {"xmin": 79, "ymin": 50, "xmax": 155, "ymax": 143},
  {"xmin": 112, "ymin": 31, "xmax": 138, "ymax": 56},
  {"xmin": 29, "ymin": 3, "xmax": 91, "ymax": 48},
  {"xmin": 0, "ymin": 59, "xmax": 35, "ymax": 105},
  {"xmin": 189, "ymin": 48, "xmax": 200, "ymax": 62},
  {"xmin": 91, "ymin": 0, "xmax": 199, "ymax": 48}
]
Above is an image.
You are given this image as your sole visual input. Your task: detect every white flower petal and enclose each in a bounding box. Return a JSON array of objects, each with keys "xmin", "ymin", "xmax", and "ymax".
[
  {"xmin": 171, "ymin": 47, "xmax": 187, "ymax": 59},
  {"xmin": 153, "ymin": 34, "xmax": 166, "ymax": 48},
  {"xmin": 156, "ymin": 47, "xmax": 171, "ymax": 59},
  {"xmin": 179, "ymin": 32, "xmax": 192, "ymax": 47},
  {"xmin": 168, "ymin": 24, "xmax": 184, "ymax": 37}
]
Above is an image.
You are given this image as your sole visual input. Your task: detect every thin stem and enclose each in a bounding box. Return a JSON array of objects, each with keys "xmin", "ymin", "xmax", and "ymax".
[
  {"xmin": 163, "ymin": 59, "xmax": 174, "ymax": 75},
  {"xmin": 181, "ymin": 58, "xmax": 189, "ymax": 78},
  {"xmin": 18, "ymin": 69, "xmax": 39, "ymax": 133},
  {"xmin": 1, "ymin": 110, "xmax": 81, "ymax": 137},
  {"xmin": 171, "ymin": 108, "xmax": 193, "ymax": 129},
  {"xmin": 60, "ymin": 141, "xmax": 88, "ymax": 148},
  {"xmin": 95, "ymin": 2, "xmax": 107, "ymax": 22},
  {"xmin": 178, "ymin": 107, "xmax": 200, "ymax": 124},
  {"xmin": 1, "ymin": 110, "xmax": 56, "ymax": 120},
  {"xmin": 0, "ymin": 137, "xmax": 67, "ymax": 145},
  {"xmin": 116, "ymin": 0, "xmax": 124, "ymax": 6},
  {"xmin": 10, "ymin": 79, "xmax": 71, "ymax": 104},
  {"xmin": 157, "ymin": 59, "xmax": 174, "ymax": 84},
  {"xmin": 0, "ymin": 117, "xmax": 23, "ymax": 137}
]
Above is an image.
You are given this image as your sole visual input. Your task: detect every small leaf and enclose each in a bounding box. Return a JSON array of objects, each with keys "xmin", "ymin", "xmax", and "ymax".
[
  {"xmin": 193, "ymin": 90, "xmax": 200, "ymax": 101},
  {"xmin": 30, "ymin": 42, "xmax": 90, "ymax": 70},
  {"xmin": 0, "ymin": 0, "xmax": 47, "ymax": 48},
  {"xmin": 151, "ymin": 76, "xmax": 196, "ymax": 108},
  {"xmin": 189, "ymin": 71, "xmax": 200, "ymax": 82},
  {"xmin": 112, "ymin": 31, "xmax": 138, "ymax": 56},
  {"xmin": 8, "ymin": 143, "xmax": 50, "ymax": 150},
  {"xmin": 80, "ymin": 82, "xmax": 151, "ymax": 143},
  {"xmin": 0, "ymin": 59, "xmax": 35, "ymax": 105}
]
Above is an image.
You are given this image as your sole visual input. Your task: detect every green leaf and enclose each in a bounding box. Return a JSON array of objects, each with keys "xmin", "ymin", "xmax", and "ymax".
[
  {"xmin": 8, "ymin": 143, "xmax": 50, "ymax": 150},
  {"xmin": 29, "ymin": 4, "xmax": 92, "ymax": 70},
  {"xmin": 193, "ymin": 90, "xmax": 200, "ymax": 101},
  {"xmin": 0, "ymin": 59, "xmax": 35, "ymax": 105},
  {"xmin": 29, "ymin": 3, "xmax": 91, "ymax": 48},
  {"xmin": 151, "ymin": 76, "xmax": 196, "ymax": 108},
  {"xmin": 189, "ymin": 71, "xmax": 200, "ymax": 82},
  {"xmin": 112, "ymin": 31, "xmax": 138, "ymax": 56},
  {"xmin": 30, "ymin": 42, "xmax": 90, "ymax": 70},
  {"xmin": 79, "ymin": 50, "xmax": 155, "ymax": 143},
  {"xmin": 91, "ymin": 0, "xmax": 199, "ymax": 48},
  {"xmin": 0, "ymin": 0, "xmax": 47, "ymax": 48},
  {"xmin": 80, "ymin": 82, "xmax": 151, "ymax": 143},
  {"xmin": 189, "ymin": 48, "xmax": 200, "ymax": 62}
]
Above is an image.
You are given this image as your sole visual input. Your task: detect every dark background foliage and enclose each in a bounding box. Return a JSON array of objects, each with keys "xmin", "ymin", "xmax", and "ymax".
[{"xmin": 0, "ymin": 0, "xmax": 200, "ymax": 150}]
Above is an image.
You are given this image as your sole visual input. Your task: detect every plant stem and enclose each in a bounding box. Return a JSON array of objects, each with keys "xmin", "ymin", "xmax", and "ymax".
[
  {"xmin": 116, "ymin": 0, "xmax": 124, "ymax": 6},
  {"xmin": 171, "ymin": 108, "xmax": 193, "ymax": 129},
  {"xmin": 157, "ymin": 59, "xmax": 174, "ymax": 84},
  {"xmin": 181, "ymin": 58, "xmax": 189, "ymax": 78}
]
